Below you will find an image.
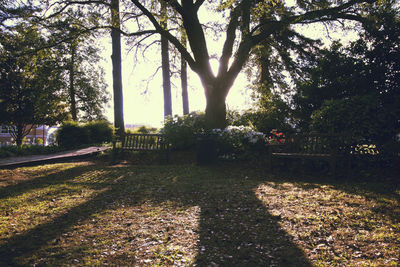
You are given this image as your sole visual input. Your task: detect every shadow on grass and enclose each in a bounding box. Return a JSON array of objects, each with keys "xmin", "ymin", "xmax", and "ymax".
[
  {"xmin": 0, "ymin": 162, "xmax": 311, "ymax": 266},
  {"xmin": 268, "ymin": 167, "xmax": 400, "ymax": 226},
  {"xmin": 0, "ymin": 164, "xmax": 98, "ymax": 200},
  {"xmin": 187, "ymin": 167, "xmax": 311, "ymax": 266}
]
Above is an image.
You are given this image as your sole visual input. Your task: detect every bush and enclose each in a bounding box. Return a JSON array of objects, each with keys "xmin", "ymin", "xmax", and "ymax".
[
  {"xmin": 84, "ymin": 120, "xmax": 114, "ymax": 144},
  {"xmin": 311, "ymin": 96, "xmax": 396, "ymax": 142},
  {"xmin": 227, "ymin": 109, "xmax": 292, "ymax": 135},
  {"xmin": 160, "ymin": 112, "xmax": 206, "ymax": 150},
  {"xmin": 133, "ymin": 125, "xmax": 158, "ymax": 134},
  {"xmin": 213, "ymin": 125, "xmax": 267, "ymax": 160},
  {"xmin": 56, "ymin": 121, "xmax": 89, "ymax": 149},
  {"xmin": 56, "ymin": 120, "xmax": 114, "ymax": 149},
  {"xmin": 310, "ymin": 95, "xmax": 399, "ymax": 157},
  {"xmin": 0, "ymin": 145, "xmax": 61, "ymax": 158},
  {"xmin": 0, "ymin": 146, "xmax": 18, "ymax": 158}
]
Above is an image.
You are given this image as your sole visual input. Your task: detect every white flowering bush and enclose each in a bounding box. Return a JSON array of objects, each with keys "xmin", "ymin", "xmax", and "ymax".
[
  {"xmin": 212, "ymin": 125, "xmax": 267, "ymax": 159},
  {"xmin": 161, "ymin": 112, "xmax": 206, "ymax": 150}
]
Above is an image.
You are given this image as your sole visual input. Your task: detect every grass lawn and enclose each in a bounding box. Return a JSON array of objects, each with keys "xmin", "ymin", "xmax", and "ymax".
[{"xmin": 0, "ymin": 159, "xmax": 399, "ymax": 266}]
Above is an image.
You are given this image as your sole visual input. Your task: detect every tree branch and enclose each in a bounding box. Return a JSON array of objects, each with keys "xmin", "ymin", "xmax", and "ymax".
[
  {"xmin": 130, "ymin": 0, "xmax": 197, "ymax": 72},
  {"xmin": 164, "ymin": 0, "xmax": 184, "ymax": 16},
  {"xmin": 194, "ymin": 0, "xmax": 206, "ymax": 11},
  {"xmin": 180, "ymin": 0, "xmax": 213, "ymax": 78},
  {"xmin": 34, "ymin": 0, "xmax": 109, "ymax": 22},
  {"xmin": 284, "ymin": 0, "xmax": 374, "ymax": 24},
  {"xmin": 217, "ymin": 6, "xmax": 240, "ymax": 78}
]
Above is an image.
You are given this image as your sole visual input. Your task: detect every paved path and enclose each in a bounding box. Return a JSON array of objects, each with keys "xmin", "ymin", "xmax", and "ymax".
[{"xmin": 0, "ymin": 146, "xmax": 110, "ymax": 169}]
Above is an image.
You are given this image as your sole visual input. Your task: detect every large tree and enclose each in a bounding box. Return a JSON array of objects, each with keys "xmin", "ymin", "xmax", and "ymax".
[
  {"xmin": 31, "ymin": 0, "xmax": 123, "ymax": 132},
  {"xmin": 0, "ymin": 26, "xmax": 67, "ymax": 147},
  {"xmin": 48, "ymin": 13, "xmax": 110, "ymax": 122},
  {"xmin": 22, "ymin": 0, "xmax": 380, "ymax": 130},
  {"xmin": 128, "ymin": 0, "xmax": 378, "ymax": 129}
]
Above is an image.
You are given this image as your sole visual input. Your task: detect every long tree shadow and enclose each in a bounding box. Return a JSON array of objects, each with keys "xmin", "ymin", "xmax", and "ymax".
[
  {"xmin": 0, "ymin": 162, "xmax": 312, "ymax": 266},
  {"xmin": 141, "ymin": 164, "xmax": 312, "ymax": 265},
  {"xmin": 193, "ymin": 171, "xmax": 311, "ymax": 265},
  {"xmin": 0, "ymin": 163, "xmax": 149, "ymax": 265},
  {"xmin": 0, "ymin": 163, "xmax": 98, "ymax": 200}
]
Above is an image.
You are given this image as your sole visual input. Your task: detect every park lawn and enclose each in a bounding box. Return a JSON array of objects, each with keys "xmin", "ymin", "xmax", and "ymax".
[{"xmin": 0, "ymin": 161, "xmax": 398, "ymax": 266}]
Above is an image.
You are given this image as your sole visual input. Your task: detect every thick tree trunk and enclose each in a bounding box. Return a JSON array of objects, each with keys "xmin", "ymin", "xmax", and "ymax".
[
  {"xmin": 205, "ymin": 86, "xmax": 227, "ymax": 130},
  {"xmin": 69, "ymin": 42, "xmax": 77, "ymax": 121},
  {"xmin": 161, "ymin": 1, "xmax": 172, "ymax": 117},
  {"xmin": 111, "ymin": 0, "xmax": 125, "ymax": 136}
]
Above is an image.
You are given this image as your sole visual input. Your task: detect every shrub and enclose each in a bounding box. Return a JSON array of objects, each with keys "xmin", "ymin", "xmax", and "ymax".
[
  {"xmin": 310, "ymin": 95, "xmax": 398, "ymax": 151},
  {"xmin": 0, "ymin": 145, "xmax": 61, "ymax": 158},
  {"xmin": 133, "ymin": 125, "xmax": 158, "ymax": 134},
  {"xmin": 84, "ymin": 120, "xmax": 114, "ymax": 144},
  {"xmin": 227, "ymin": 109, "xmax": 292, "ymax": 135},
  {"xmin": 213, "ymin": 125, "xmax": 267, "ymax": 160},
  {"xmin": 56, "ymin": 120, "xmax": 114, "ymax": 149},
  {"xmin": 309, "ymin": 94, "xmax": 400, "ymax": 159},
  {"xmin": 56, "ymin": 121, "xmax": 89, "ymax": 149},
  {"xmin": 267, "ymin": 129, "xmax": 286, "ymax": 144},
  {"xmin": 0, "ymin": 146, "xmax": 18, "ymax": 158},
  {"xmin": 160, "ymin": 112, "xmax": 206, "ymax": 150}
]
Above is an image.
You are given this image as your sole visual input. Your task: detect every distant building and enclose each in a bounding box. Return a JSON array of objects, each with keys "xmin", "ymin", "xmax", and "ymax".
[{"xmin": 0, "ymin": 125, "xmax": 48, "ymax": 146}]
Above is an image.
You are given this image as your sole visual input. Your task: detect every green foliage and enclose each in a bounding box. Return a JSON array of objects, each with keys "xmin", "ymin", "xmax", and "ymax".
[
  {"xmin": 56, "ymin": 121, "xmax": 89, "ymax": 149},
  {"xmin": 161, "ymin": 112, "xmax": 206, "ymax": 150},
  {"xmin": 56, "ymin": 120, "xmax": 114, "ymax": 149},
  {"xmin": 292, "ymin": 42, "xmax": 371, "ymax": 131},
  {"xmin": 132, "ymin": 125, "xmax": 158, "ymax": 134},
  {"xmin": 227, "ymin": 93, "xmax": 293, "ymax": 134},
  {"xmin": 48, "ymin": 9, "xmax": 110, "ymax": 121},
  {"xmin": 310, "ymin": 95, "xmax": 397, "ymax": 154},
  {"xmin": 213, "ymin": 126, "xmax": 267, "ymax": 160},
  {"xmin": 293, "ymin": 3, "xmax": 400, "ymax": 153},
  {"xmin": 0, "ymin": 145, "xmax": 61, "ymax": 158},
  {"xmin": 83, "ymin": 120, "xmax": 114, "ymax": 144},
  {"xmin": 0, "ymin": 26, "xmax": 68, "ymax": 146}
]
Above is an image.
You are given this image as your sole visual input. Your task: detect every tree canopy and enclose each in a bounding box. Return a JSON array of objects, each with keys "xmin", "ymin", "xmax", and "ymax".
[
  {"xmin": 0, "ymin": 26, "xmax": 67, "ymax": 146},
  {"xmin": 2, "ymin": 0, "xmax": 395, "ymax": 135},
  {"xmin": 292, "ymin": 2, "xmax": 399, "ymax": 150},
  {"xmin": 123, "ymin": 0, "xmax": 382, "ymax": 128},
  {"xmin": 0, "ymin": 3, "xmax": 111, "ymax": 146},
  {"xmin": 17, "ymin": 0, "xmax": 378, "ymax": 129}
]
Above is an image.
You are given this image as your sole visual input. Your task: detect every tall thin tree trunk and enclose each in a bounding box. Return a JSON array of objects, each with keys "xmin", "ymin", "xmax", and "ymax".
[
  {"xmin": 161, "ymin": 1, "xmax": 172, "ymax": 117},
  {"xmin": 181, "ymin": 29, "xmax": 189, "ymax": 115},
  {"xmin": 111, "ymin": 0, "xmax": 125, "ymax": 136},
  {"xmin": 69, "ymin": 42, "xmax": 77, "ymax": 121}
]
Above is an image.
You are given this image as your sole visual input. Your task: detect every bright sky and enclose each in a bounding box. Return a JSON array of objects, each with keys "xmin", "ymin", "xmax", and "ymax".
[{"xmin": 102, "ymin": 6, "xmax": 360, "ymax": 128}]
